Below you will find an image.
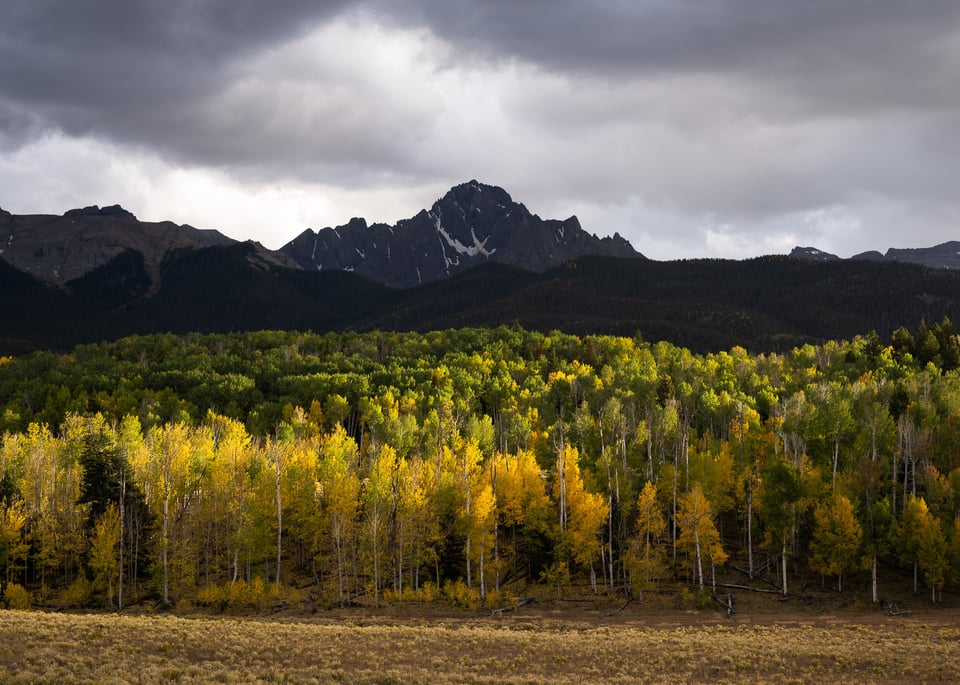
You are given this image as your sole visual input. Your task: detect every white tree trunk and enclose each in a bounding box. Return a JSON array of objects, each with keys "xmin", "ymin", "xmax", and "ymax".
[
  {"xmin": 747, "ymin": 487, "xmax": 754, "ymax": 579},
  {"xmin": 275, "ymin": 451, "xmax": 282, "ymax": 588},
  {"xmin": 694, "ymin": 527, "xmax": 703, "ymax": 589},
  {"xmin": 781, "ymin": 541, "xmax": 788, "ymax": 597}
]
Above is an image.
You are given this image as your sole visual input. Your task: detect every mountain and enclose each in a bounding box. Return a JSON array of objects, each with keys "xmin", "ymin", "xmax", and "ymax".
[
  {"xmin": 7, "ymin": 185, "xmax": 960, "ymax": 356},
  {"xmin": 793, "ymin": 241, "xmax": 960, "ymax": 270},
  {"xmin": 280, "ymin": 180, "xmax": 641, "ymax": 287},
  {"xmin": 0, "ymin": 204, "xmax": 241, "ymax": 287}
]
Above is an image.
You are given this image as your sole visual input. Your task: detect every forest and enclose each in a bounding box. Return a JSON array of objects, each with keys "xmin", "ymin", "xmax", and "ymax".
[{"xmin": 1, "ymin": 322, "xmax": 960, "ymax": 611}]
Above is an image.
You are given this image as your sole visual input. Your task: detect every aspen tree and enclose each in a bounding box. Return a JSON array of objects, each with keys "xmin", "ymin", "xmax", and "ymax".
[
  {"xmin": 555, "ymin": 445, "xmax": 607, "ymax": 592},
  {"xmin": 317, "ymin": 426, "xmax": 360, "ymax": 605},
  {"xmin": 90, "ymin": 504, "xmax": 120, "ymax": 608},
  {"xmin": 809, "ymin": 493, "xmax": 862, "ymax": 592},
  {"xmin": 0, "ymin": 499, "xmax": 26, "ymax": 584},
  {"xmin": 677, "ymin": 483, "xmax": 726, "ymax": 591},
  {"xmin": 760, "ymin": 459, "xmax": 801, "ymax": 596},
  {"xmin": 631, "ymin": 481, "xmax": 666, "ymax": 601}
]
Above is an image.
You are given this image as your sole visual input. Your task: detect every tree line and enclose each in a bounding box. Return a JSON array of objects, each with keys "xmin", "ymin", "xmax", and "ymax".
[{"xmin": 1, "ymin": 324, "xmax": 960, "ymax": 610}]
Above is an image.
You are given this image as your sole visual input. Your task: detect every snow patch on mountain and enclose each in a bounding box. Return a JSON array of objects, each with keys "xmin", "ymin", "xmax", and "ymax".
[{"xmin": 431, "ymin": 212, "xmax": 496, "ymax": 259}]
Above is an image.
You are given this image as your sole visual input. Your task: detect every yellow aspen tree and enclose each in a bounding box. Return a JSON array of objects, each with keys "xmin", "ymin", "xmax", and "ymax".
[
  {"xmin": 951, "ymin": 516, "xmax": 960, "ymax": 591},
  {"xmin": 389, "ymin": 451, "xmax": 416, "ymax": 597},
  {"xmin": 556, "ymin": 445, "xmax": 607, "ymax": 592},
  {"xmin": 364, "ymin": 442, "xmax": 394, "ymax": 607},
  {"xmin": 89, "ymin": 504, "xmax": 121, "ymax": 608},
  {"xmin": 900, "ymin": 495, "xmax": 928, "ymax": 594},
  {"xmin": 266, "ymin": 434, "xmax": 293, "ymax": 589},
  {"xmin": 631, "ymin": 481, "xmax": 667, "ymax": 601},
  {"xmin": 809, "ymin": 493, "xmax": 863, "ymax": 592},
  {"xmin": 456, "ymin": 438, "xmax": 484, "ymax": 589},
  {"xmin": 730, "ymin": 407, "xmax": 775, "ymax": 579},
  {"xmin": 240, "ymin": 440, "xmax": 276, "ymax": 586},
  {"xmin": 485, "ymin": 451, "xmax": 509, "ymax": 592},
  {"xmin": 317, "ymin": 425, "xmax": 361, "ymax": 606},
  {"xmin": 498, "ymin": 449, "xmax": 552, "ymax": 579},
  {"xmin": 115, "ymin": 415, "xmax": 149, "ymax": 608},
  {"xmin": 915, "ymin": 505, "xmax": 948, "ymax": 603},
  {"xmin": 143, "ymin": 423, "xmax": 194, "ymax": 606},
  {"xmin": 16, "ymin": 424, "xmax": 80, "ymax": 588},
  {"xmin": 468, "ymin": 482, "xmax": 496, "ymax": 601},
  {"xmin": 279, "ymin": 431, "xmax": 321, "ymax": 589},
  {"xmin": 0, "ymin": 498, "xmax": 26, "ymax": 584},
  {"xmin": 52, "ymin": 420, "xmax": 88, "ymax": 590},
  {"xmin": 677, "ymin": 483, "xmax": 727, "ymax": 591},
  {"xmin": 210, "ymin": 415, "xmax": 255, "ymax": 584},
  {"xmin": 401, "ymin": 451, "xmax": 439, "ymax": 593}
]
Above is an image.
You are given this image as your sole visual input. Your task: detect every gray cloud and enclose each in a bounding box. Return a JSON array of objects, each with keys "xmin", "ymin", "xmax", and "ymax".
[
  {"xmin": 0, "ymin": 1, "xmax": 958, "ymax": 259},
  {"xmin": 0, "ymin": 1, "xmax": 347, "ymax": 147},
  {"xmin": 374, "ymin": 1, "xmax": 960, "ymax": 109}
]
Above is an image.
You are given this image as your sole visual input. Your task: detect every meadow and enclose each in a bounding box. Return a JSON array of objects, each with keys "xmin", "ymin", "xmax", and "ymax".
[{"xmin": 0, "ymin": 608, "xmax": 958, "ymax": 684}]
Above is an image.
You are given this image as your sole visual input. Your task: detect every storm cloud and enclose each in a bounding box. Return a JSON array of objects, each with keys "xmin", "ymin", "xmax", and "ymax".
[{"xmin": 1, "ymin": 0, "xmax": 958, "ymax": 259}]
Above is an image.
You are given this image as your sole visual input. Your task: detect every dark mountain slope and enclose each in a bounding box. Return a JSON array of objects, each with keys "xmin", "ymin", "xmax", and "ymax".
[
  {"xmin": 131, "ymin": 243, "xmax": 399, "ymax": 335},
  {"xmin": 359, "ymin": 256, "xmax": 960, "ymax": 352},
  {"xmin": 0, "ymin": 258, "xmax": 98, "ymax": 354},
  {"xmin": 6, "ymin": 245, "xmax": 960, "ymax": 355}
]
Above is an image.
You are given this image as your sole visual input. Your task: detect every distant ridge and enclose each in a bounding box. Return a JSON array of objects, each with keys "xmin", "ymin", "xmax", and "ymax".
[
  {"xmin": 0, "ymin": 203, "xmax": 239, "ymax": 290},
  {"xmin": 792, "ymin": 241, "xmax": 960, "ymax": 270}
]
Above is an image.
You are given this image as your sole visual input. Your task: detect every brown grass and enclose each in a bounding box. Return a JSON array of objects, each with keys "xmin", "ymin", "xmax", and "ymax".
[{"xmin": 0, "ymin": 607, "xmax": 958, "ymax": 683}]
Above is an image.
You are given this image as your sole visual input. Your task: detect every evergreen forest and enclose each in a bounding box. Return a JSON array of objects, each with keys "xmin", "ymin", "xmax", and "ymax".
[{"xmin": 2, "ymin": 323, "xmax": 960, "ymax": 611}]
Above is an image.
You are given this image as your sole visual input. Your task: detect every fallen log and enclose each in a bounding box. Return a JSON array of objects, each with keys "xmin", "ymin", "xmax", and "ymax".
[
  {"xmin": 717, "ymin": 583, "xmax": 781, "ymax": 595},
  {"xmin": 491, "ymin": 596, "xmax": 534, "ymax": 617},
  {"xmin": 601, "ymin": 598, "xmax": 632, "ymax": 618}
]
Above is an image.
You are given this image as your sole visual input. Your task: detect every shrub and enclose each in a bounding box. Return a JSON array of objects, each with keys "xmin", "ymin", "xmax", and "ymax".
[
  {"xmin": 483, "ymin": 589, "xmax": 514, "ymax": 609},
  {"xmin": 196, "ymin": 583, "xmax": 229, "ymax": 610},
  {"xmin": 60, "ymin": 576, "xmax": 93, "ymax": 608},
  {"xmin": 674, "ymin": 586, "xmax": 695, "ymax": 610},
  {"xmin": 442, "ymin": 580, "xmax": 481, "ymax": 610},
  {"xmin": 196, "ymin": 578, "xmax": 295, "ymax": 612},
  {"xmin": 418, "ymin": 581, "xmax": 439, "ymax": 603},
  {"xmin": 4, "ymin": 582, "xmax": 32, "ymax": 609}
]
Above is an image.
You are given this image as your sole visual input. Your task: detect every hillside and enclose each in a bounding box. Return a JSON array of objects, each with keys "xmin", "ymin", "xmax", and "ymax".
[{"xmin": 5, "ymin": 249, "xmax": 960, "ymax": 355}]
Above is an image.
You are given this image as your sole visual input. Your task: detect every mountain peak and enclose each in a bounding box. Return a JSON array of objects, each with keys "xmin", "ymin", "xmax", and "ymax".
[
  {"xmin": 790, "ymin": 246, "xmax": 840, "ymax": 261},
  {"xmin": 439, "ymin": 179, "xmax": 514, "ymax": 205},
  {"xmin": 64, "ymin": 204, "xmax": 138, "ymax": 222},
  {"xmin": 281, "ymin": 181, "xmax": 641, "ymax": 287}
]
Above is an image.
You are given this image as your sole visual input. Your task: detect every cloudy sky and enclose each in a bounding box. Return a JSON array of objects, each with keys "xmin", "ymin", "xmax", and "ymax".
[{"xmin": 1, "ymin": 1, "xmax": 959, "ymax": 260}]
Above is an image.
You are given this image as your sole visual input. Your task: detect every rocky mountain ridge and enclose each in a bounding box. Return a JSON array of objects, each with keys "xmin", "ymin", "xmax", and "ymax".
[
  {"xmin": 280, "ymin": 180, "xmax": 641, "ymax": 287},
  {"xmin": 0, "ymin": 203, "xmax": 239, "ymax": 292},
  {"xmin": 1, "ymin": 182, "xmax": 641, "ymax": 292}
]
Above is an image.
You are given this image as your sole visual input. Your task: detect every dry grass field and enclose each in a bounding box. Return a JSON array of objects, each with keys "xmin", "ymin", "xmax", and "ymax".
[{"xmin": 0, "ymin": 606, "xmax": 959, "ymax": 684}]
